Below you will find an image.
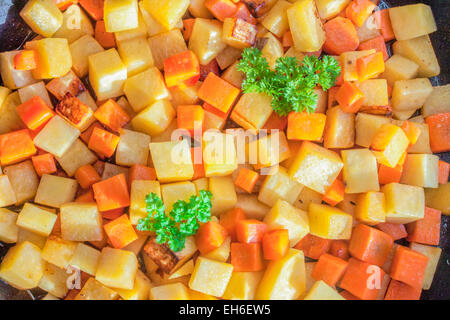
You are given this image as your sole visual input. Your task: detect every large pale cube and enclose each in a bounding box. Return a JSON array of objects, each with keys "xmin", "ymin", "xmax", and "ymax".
[
  {"xmin": 423, "ymin": 85, "xmax": 450, "ymax": 117},
  {"xmin": 75, "ymin": 277, "xmax": 118, "ymax": 300},
  {"xmin": 131, "ymin": 100, "xmax": 175, "ymax": 136},
  {"xmin": 116, "ymin": 129, "xmax": 151, "ymax": 166},
  {"xmin": 69, "ymin": 35, "xmax": 104, "ymax": 78},
  {"xmin": 389, "ymin": 4, "xmax": 437, "ymax": 41},
  {"xmin": 222, "ymin": 271, "xmax": 263, "ymax": 300},
  {"xmin": 400, "ymin": 154, "xmax": 439, "ymax": 188},
  {"xmin": 355, "ymin": 192, "xmax": 386, "ymax": 225},
  {"xmin": 35, "ymin": 174, "xmax": 78, "ymax": 208},
  {"xmin": 0, "ymin": 51, "xmax": 37, "ymax": 90},
  {"xmin": 151, "ymin": 282, "xmax": 190, "ymax": 300},
  {"xmin": 104, "ymin": 0, "xmax": 139, "ymax": 33},
  {"xmin": 383, "ymin": 55, "xmax": 419, "ymax": 87},
  {"xmin": 0, "ymin": 175, "xmax": 16, "ymax": 207},
  {"xmin": 18, "ymin": 81, "xmax": 53, "ymax": 107},
  {"xmin": 189, "ymin": 18, "xmax": 226, "ymax": 65},
  {"xmin": 303, "ymin": 280, "xmax": 345, "ymax": 300},
  {"xmin": 17, "ymin": 228, "xmax": 46, "ymax": 249},
  {"xmin": 20, "ymin": 0, "xmax": 62, "ymax": 37},
  {"xmin": 55, "ymin": 139, "xmax": 97, "ymax": 176},
  {"xmin": 258, "ymin": 166, "xmax": 303, "ymax": 207},
  {"xmin": 383, "ymin": 183, "xmax": 425, "ymax": 224},
  {"xmin": 69, "ymin": 243, "xmax": 101, "ymax": 276},
  {"xmin": 16, "ymin": 203, "xmax": 57, "ymax": 237},
  {"xmin": 308, "ymin": 203, "xmax": 353, "ymax": 239},
  {"xmin": 130, "ymin": 180, "xmax": 161, "ymax": 225},
  {"xmin": 60, "ymin": 202, "xmax": 103, "ymax": 241},
  {"xmin": 409, "ymin": 242, "xmax": 441, "ymax": 290},
  {"xmin": 161, "ymin": 181, "xmax": 196, "ymax": 213},
  {"xmin": 357, "ymin": 79, "xmax": 389, "ymax": 107},
  {"xmin": 38, "ymin": 262, "xmax": 69, "ymax": 298},
  {"xmin": 391, "ymin": 78, "xmax": 433, "ymax": 112},
  {"xmin": 143, "ymin": 0, "xmax": 189, "ymax": 30},
  {"xmin": 209, "ymin": 176, "xmax": 237, "ymax": 216},
  {"xmin": 95, "ymin": 247, "xmax": 138, "ymax": 290},
  {"xmin": 0, "ymin": 208, "xmax": 18, "ymax": 243},
  {"xmin": 203, "ymin": 131, "xmax": 238, "ymax": 177},
  {"xmin": 341, "ymin": 149, "xmax": 379, "ymax": 193},
  {"xmin": 189, "ymin": 257, "xmax": 233, "ymax": 298},
  {"xmin": 3, "ymin": 160, "xmax": 39, "ymax": 205},
  {"xmin": 116, "ymin": 270, "xmax": 152, "ymax": 300},
  {"xmin": 41, "ymin": 236, "xmax": 77, "ymax": 269},
  {"xmin": 231, "ymin": 92, "xmax": 273, "ymax": 132},
  {"xmin": 425, "ymin": 183, "xmax": 450, "ymax": 215},
  {"xmin": 148, "ymin": 29, "xmax": 188, "ymax": 69},
  {"xmin": 53, "ymin": 4, "xmax": 93, "ymax": 43},
  {"xmin": 117, "ymin": 36, "xmax": 154, "ymax": 77}
]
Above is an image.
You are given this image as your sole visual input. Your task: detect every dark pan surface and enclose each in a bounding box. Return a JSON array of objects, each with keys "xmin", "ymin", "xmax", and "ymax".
[{"xmin": 0, "ymin": 0, "xmax": 448, "ymax": 300}]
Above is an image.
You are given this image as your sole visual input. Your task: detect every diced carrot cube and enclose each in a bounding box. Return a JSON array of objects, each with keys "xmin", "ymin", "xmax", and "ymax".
[
  {"xmin": 390, "ymin": 245, "xmax": 429, "ymax": 289},
  {"xmin": 205, "ymin": 0, "xmax": 237, "ymax": 21},
  {"xmin": 80, "ymin": 122, "xmax": 103, "ymax": 145},
  {"xmin": 195, "ymin": 220, "xmax": 228, "ymax": 254},
  {"xmin": 75, "ymin": 190, "xmax": 95, "ymax": 203},
  {"xmin": 384, "ymin": 280, "xmax": 422, "ymax": 300},
  {"xmin": 197, "ymin": 73, "xmax": 240, "ymax": 114},
  {"xmin": 182, "ymin": 19, "xmax": 195, "ymax": 41},
  {"xmin": 282, "ymin": 31, "xmax": 294, "ymax": 47},
  {"xmin": 231, "ymin": 242, "xmax": 264, "ymax": 272},
  {"xmin": 0, "ymin": 129, "xmax": 36, "ymax": 166},
  {"xmin": 94, "ymin": 99, "xmax": 130, "ymax": 132},
  {"xmin": 400, "ymin": 120, "xmax": 422, "ymax": 145},
  {"xmin": 312, "ymin": 253, "xmax": 348, "ymax": 287},
  {"xmin": 199, "ymin": 59, "xmax": 220, "ymax": 82},
  {"xmin": 235, "ymin": 219, "xmax": 267, "ymax": 244},
  {"xmin": 376, "ymin": 222, "xmax": 407, "ymax": 241},
  {"xmin": 94, "ymin": 20, "xmax": 115, "ymax": 48},
  {"xmin": 438, "ymin": 160, "xmax": 449, "ymax": 184},
  {"xmin": 129, "ymin": 164, "xmax": 156, "ymax": 186},
  {"xmin": 358, "ymin": 35, "xmax": 389, "ymax": 61},
  {"xmin": 373, "ymin": 9, "xmax": 395, "ymax": 42},
  {"xmin": 335, "ymin": 82, "xmax": 364, "ymax": 113},
  {"xmin": 16, "ymin": 96, "xmax": 54, "ymax": 130},
  {"xmin": 262, "ymin": 229, "xmax": 289, "ymax": 260},
  {"xmin": 104, "ymin": 214, "xmax": 138, "ymax": 249},
  {"xmin": 406, "ymin": 207, "xmax": 441, "ymax": 246},
  {"xmin": 219, "ymin": 208, "xmax": 246, "ymax": 242},
  {"xmin": 287, "ymin": 112, "xmax": 327, "ymax": 141},
  {"xmin": 426, "ymin": 112, "xmax": 450, "ymax": 153},
  {"xmin": 88, "ymin": 127, "xmax": 120, "ymax": 158},
  {"xmin": 234, "ymin": 167, "xmax": 259, "ymax": 193},
  {"xmin": 323, "ymin": 17, "xmax": 359, "ymax": 55},
  {"xmin": 79, "ymin": 0, "xmax": 104, "ymax": 21},
  {"xmin": 31, "ymin": 153, "xmax": 57, "ymax": 177},
  {"xmin": 164, "ymin": 50, "xmax": 200, "ymax": 88},
  {"xmin": 329, "ymin": 240, "xmax": 350, "ymax": 260},
  {"xmin": 294, "ymin": 234, "xmax": 331, "ymax": 260},
  {"xmin": 340, "ymin": 290, "xmax": 360, "ymax": 300},
  {"xmin": 177, "ymin": 105, "xmax": 204, "ymax": 136},
  {"xmin": 233, "ymin": 2, "xmax": 256, "ymax": 24},
  {"xmin": 75, "ymin": 164, "xmax": 101, "ymax": 189},
  {"xmin": 345, "ymin": 0, "xmax": 376, "ymax": 27},
  {"xmin": 190, "ymin": 147, "xmax": 205, "ymax": 180},
  {"xmin": 13, "ymin": 50, "xmax": 37, "ymax": 71},
  {"xmin": 322, "ymin": 179, "xmax": 345, "ymax": 206},
  {"xmin": 356, "ymin": 52, "xmax": 385, "ymax": 81},
  {"xmin": 92, "ymin": 173, "xmax": 130, "ymax": 211},
  {"xmin": 262, "ymin": 112, "xmax": 288, "ymax": 133},
  {"xmin": 101, "ymin": 207, "xmax": 125, "ymax": 220}
]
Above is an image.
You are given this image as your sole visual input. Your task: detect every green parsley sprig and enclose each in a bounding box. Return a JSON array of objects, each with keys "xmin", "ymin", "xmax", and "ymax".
[
  {"xmin": 136, "ymin": 190, "xmax": 212, "ymax": 252},
  {"xmin": 237, "ymin": 47, "xmax": 341, "ymax": 116}
]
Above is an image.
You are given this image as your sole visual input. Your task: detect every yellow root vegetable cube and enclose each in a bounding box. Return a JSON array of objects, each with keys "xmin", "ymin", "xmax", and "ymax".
[
  {"xmin": 168, "ymin": 260, "xmax": 194, "ymax": 280},
  {"xmin": 235, "ymin": 194, "xmax": 270, "ymax": 220},
  {"xmin": 189, "ymin": 257, "xmax": 234, "ymax": 297},
  {"xmin": 391, "ymin": 78, "xmax": 433, "ymax": 113},
  {"xmin": 324, "ymin": 106, "xmax": 355, "ymax": 149},
  {"xmin": 69, "ymin": 35, "xmax": 104, "ymax": 78},
  {"xmin": 221, "ymin": 61, "xmax": 245, "ymax": 88},
  {"xmin": 148, "ymin": 29, "xmax": 188, "ymax": 69},
  {"xmin": 382, "ymin": 54, "xmax": 419, "ymax": 87},
  {"xmin": 124, "ymin": 67, "xmax": 169, "ymax": 112},
  {"xmin": 104, "ymin": 0, "xmax": 139, "ymax": 33},
  {"xmin": 96, "ymin": 247, "xmax": 138, "ymax": 290},
  {"xmin": 231, "ymin": 92, "xmax": 273, "ymax": 132},
  {"xmin": 251, "ymin": 131, "xmax": 290, "ymax": 169},
  {"xmin": 69, "ymin": 243, "xmax": 101, "ymax": 276},
  {"xmin": 261, "ymin": 0, "xmax": 292, "ymax": 37},
  {"xmin": 75, "ymin": 277, "xmax": 118, "ymax": 300},
  {"xmin": 151, "ymin": 282, "xmax": 190, "ymax": 300},
  {"xmin": 423, "ymin": 84, "xmax": 450, "ymax": 117},
  {"xmin": 0, "ymin": 241, "xmax": 44, "ymax": 290},
  {"xmin": 316, "ymin": 0, "xmax": 350, "ymax": 20},
  {"xmin": 161, "ymin": 181, "xmax": 197, "ymax": 213},
  {"xmin": 0, "ymin": 208, "xmax": 18, "ymax": 243},
  {"xmin": 55, "ymin": 139, "xmax": 97, "ymax": 177},
  {"xmin": 294, "ymin": 186, "xmax": 322, "ymax": 211},
  {"xmin": 169, "ymin": 82, "xmax": 201, "ymax": 109},
  {"xmin": 203, "ymin": 131, "xmax": 237, "ymax": 177},
  {"xmin": 308, "ymin": 203, "xmax": 353, "ymax": 239},
  {"xmin": 117, "ymin": 36, "xmax": 154, "ymax": 77},
  {"xmin": 303, "ymin": 280, "xmax": 345, "ymax": 300},
  {"xmin": 33, "ymin": 115, "xmax": 80, "ymax": 158},
  {"xmin": 287, "ymin": 0, "xmax": 325, "ymax": 52},
  {"xmin": 193, "ymin": 177, "xmax": 209, "ymax": 195},
  {"xmin": 258, "ymin": 166, "xmax": 303, "ymax": 207},
  {"xmin": 357, "ymin": 79, "xmax": 389, "ymax": 107},
  {"xmin": 382, "ymin": 182, "xmax": 425, "ymax": 223},
  {"xmin": 408, "ymin": 122, "xmax": 432, "ymax": 154},
  {"xmin": 53, "ymin": 4, "xmax": 93, "ymax": 43},
  {"xmin": 209, "ymin": 176, "xmax": 237, "ymax": 215},
  {"xmin": 130, "ymin": 180, "xmax": 160, "ymax": 225},
  {"xmin": 355, "ymin": 113, "xmax": 391, "ymax": 148},
  {"xmin": 0, "ymin": 175, "xmax": 16, "ymax": 207},
  {"xmin": 400, "ymin": 154, "xmax": 439, "ymax": 188},
  {"xmin": 264, "ymin": 199, "xmax": 310, "ymax": 247},
  {"xmin": 114, "ymin": 8, "xmax": 148, "ymax": 42},
  {"xmin": 389, "ymin": 4, "xmax": 437, "ymax": 41},
  {"xmin": 143, "ymin": 0, "xmax": 189, "ymax": 30},
  {"xmin": 20, "ymin": 0, "xmax": 62, "ymax": 37},
  {"xmin": 88, "ymin": 49, "xmax": 127, "ymax": 101},
  {"xmin": 261, "ymin": 32, "xmax": 284, "ymax": 70},
  {"xmin": 18, "ymin": 81, "xmax": 52, "ymax": 107},
  {"xmin": 409, "ymin": 242, "xmax": 442, "ymax": 290},
  {"xmin": 0, "ymin": 52, "xmax": 37, "ymax": 90},
  {"xmin": 16, "ymin": 203, "xmax": 57, "ymax": 237},
  {"xmin": 288, "ymin": 141, "xmax": 343, "ymax": 194},
  {"xmin": 255, "ymin": 248, "xmax": 306, "ymax": 300},
  {"xmin": 355, "ymin": 192, "xmax": 386, "ymax": 225},
  {"xmin": 202, "ymin": 237, "xmax": 231, "ymax": 262},
  {"xmin": 340, "ymin": 49, "xmax": 375, "ymax": 82},
  {"xmin": 189, "ymin": 18, "xmax": 226, "ymax": 65},
  {"xmin": 116, "ymin": 270, "xmax": 151, "ymax": 300},
  {"xmin": 3, "ymin": 160, "xmax": 39, "ymax": 205},
  {"xmin": 34, "ymin": 174, "xmax": 78, "ymax": 208},
  {"xmin": 17, "ymin": 228, "xmax": 46, "ymax": 249},
  {"xmin": 150, "ymin": 140, "xmax": 194, "ymax": 183},
  {"xmin": 222, "ymin": 271, "xmax": 263, "ymax": 300},
  {"xmin": 116, "ymin": 129, "xmax": 151, "ymax": 167},
  {"xmin": 60, "ymin": 203, "xmax": 103, "ymax": 241},
  {"xmin": 41, "ymin": 236, "xmax": 77, "ymax": 269},
  {"xmin": 341, "ymin": 148, "xmax": 379, "ymax": 194},
  {"xmin": 371, "ymin": 124, "xmax": 410, "ymax": 168},
  {"xmin": 131, "ymin": 100, "xmax": 175, "ymax": 136},
  {"xmin": 38, "ymin": 262, "xmax": 69, "ymax": 298},
  {"xmin": 425, "ymin": 182, "xmax": 449, "ymax": 215}
]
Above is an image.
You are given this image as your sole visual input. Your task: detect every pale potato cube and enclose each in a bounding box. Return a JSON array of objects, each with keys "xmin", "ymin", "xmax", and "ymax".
[
  {"xmin": 400, "ymin": 154, "xmax": 439, "ymax": 188},
  {"xmin": 138, "ymin": 1, "xmax": 166, "ymax": 36},
  {"xmin": 101, "ymin": 162, "xmax": 130, "ymax": 180},
  {"xmin": 357, "ymin": 79, "xmax": 389, "ymax": 107},
  {"xmin": 143, "ymin": 0, "xmax": 188, "ymax": 30},
  {"xmin": 96, "ymin": 247, "xmax": 138, "ymax": 290},
  {"xmin": 130, "ymin": 180, "xmax": 160, "ymax": 224},
  {"xmin": 382, "ymin": 54, "xmax": 419, "ymax": 87},
  {"xmin": 324, "ymin": 105, "xmax": 355, "ymax": 149},
  {"xmin": 216, "ymin": 46, "xmax": 242, "ymax": 70},
  {"xmin": 131, "ymin": 100, "xmax": 175, "ymax": 136},
  {"xmin": 151, "ymin": 282, "xmax": 190, "ymax": 300},
  {"xmin": 303, "ymin": 262, "xmax": 317, "ymax": 295},
  {"xmin": 69, "ymin": 35, "xmax": 104, "ymax": 78},
  {"xmin": 392, "ymin": 35, "xmax": 440, "ymax": 77},
  {"xmin": 33, "ymin": 116, "xmax": 80, "ymax": 158},
  {"xmin": 35, "ymin": 174, "xmax": 78, "ymax": 208},
  {"xmin": 116, "ymin": 129, "xmax": 150, "ymax": 166},
  {"xmin": 209, "ymin": 176, "xmax": 237, "ymax": 216},
  {"xmin": 124, "ymin": 67, "xmax": 170, "ymax": 112},
  {"xmin": 231, "ymin": 92, "xmax": 273, "ymax": 132},
  {"xmin": 391, "ymin": 78, "xmax": 433, "ymax": 113},
  {"xmin": 88, "ymin": 49, "xmax": 127, "ymax": 101},
  {"xmin": 0, "ymin": 208, "xmax": 18, "ymax": 243},
  {"xmin": 0, "ymin": 86, "xmax": 11, "ymax": 109},
  {"xmin": 161, "ymin": 181, "xmax": 197, "ymax": 213},
  {"xmin": 355, "ymin": 113, "xmax": 391, "ymax": 148},
  {"xmin": 117, "ymin": 36, "xmax": 154, "ymax": 77},
  {"xmin": 294, "ymin": 187, "xmax": 322, "ymax": 211},
  {"xmin": 341, "ymin": 149, "xmax": 379, "ymax": 194},
  {"xmin": 0, "ymin": 51, "xmax": 37, "ymax": 90},
  {"xmin": 169, "ymin": 82, "xmax": 201, "ymax": 109},
  {"xmin": 303, "ymin": 280, "xmax": 345, "ymax": 300},
  {"xmin": 222, "ymin": 271, "xmax": 263, "ymax": 300},
  {"xmin": 189, "ymin": 18, "xmax": 226, "ymax": 65},
  {"xmin": 255, "ymin": 248, "xmax": 306, "ymax": 300},
  {"xmin": 53, "ymin": 4, "xmax": 93, "ymax": 43},
  {"xmin": 17, "ymin": 228, "xmax": 47, "ymax": 249},
  {"xmin": 258, "ymin": 167, "xmax": 303, "ymax": 207},
  {"xmin": 308, "ymin": 203, "xmax": 353, "ymax": 239},
  {"xmin": 203, "ymin": 131, "xmax": 238, "ymax": 177},
  {"xmin": 264, "ymin": 199, "xmax": 309, "ymax": 247},
  {"xmin": 261, "ymin": 32, "xmax": 284, "ymax": 70},
  {"xmin": 116, "ymin": 270, "xmax": 151, "ymax": 300},
  {"xmin": 202, "ymin": 237, "xmax": 231, "ymax": 262},
  {"xmin": 55, "ymin": 139, "xmax": 97, "ymax": 176},
  {"xmin": 189, "ymin": 257, "xmax": 234, "ymax": 297},
  {"xmin": 235, "ymin": 194, "xmax": 270, "ymax": 220},
  {"xmin": 41, "ymin": 236, "xmax": 77, "ymax": 269},
  {"xmin": 16, "ymin": 203, "xmax": 57, "ymax": 237},
  {"xmin": 104, "ymin": 0, "xmax": 139, "ymax": 32},
  {"xmin": 69, "ymin": 243, "xmax": 101, "ymax": 276},
  {"xmin": 0, "ymin": 175, "xmax": 17, "ymax": 207},
  {"xmin": 114, "ymin": 8, "xmax": 148, "ymax": 42},
  {"xmin": 38, "ymin": 262, "xmax": 69, "ymax": 298},
  {"xmin": 20, "ymin": 0, "xmax": 62, "ymax": 37},
  {"xmin": 18, "ymin": 81, "xmax": 53, "ymax": 107},
  {"xmin": 389, "ymin": 4, "xmax": 437, "ymax": 41},
  {"xmin": 261, "ymin": 0, "xmax": 292, "ymax": 38},
  {"xmin": 409, "ymin": 242, "xmax": 442, "ymax": 290},
  {"xmin": 75, "ymin": 277, "xmax": 118, "ymax": 300},
  {"xmin": 221, "ymin": 61, "xmax": 245, "ymax": 88},
  {"xmin": 168, "ymin": 260, "xmax": 194, "ymax": 279},
  {"xmin": 193, "ymin": 177, "xmax": 209, "ymax": 195},
  {"xmin": 148, "ymin": 29, "xmax": 188, "ymax": 69},
  {"xmin": 382, "ymin": 183, "xmax": 425, "ymax": 224},
  {"xmin": 0, "ymin": 241, "xmax": 44, "ymax": 290},
  {"xmin": 408, "ymin": 123, "xmax": 432, "ymax": 154},
  {"xmin": 355, "ymin": 192, "xmax": 386, "ymax": 225},
  {"xmin": 316, "ymin": 0, "xmax": 350, "ymax": 20},
  {"xmin": 60, "ymin": 202, "xmax": 103, "ymax": 241},
  {"xmin": 3, "ymin": 160, "xmax": 39, "ymax": 205},
  {"xmin": 0, "ymin": 92, "xmax": 26, "ymax": 135},
  {"xmin": 423, "ymin": 84, "xmax": 450, "ymax": 117}
]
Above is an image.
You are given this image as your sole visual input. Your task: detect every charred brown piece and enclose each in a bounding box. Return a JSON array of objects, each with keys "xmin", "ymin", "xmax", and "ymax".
[
  {"xmin": 142, "ymin": 237, "xmax": 180, "ymax": 274},
  {"xmin": 46, "ymin": 70, "xmax": 86, "ymax": 100},
  {"xmin": 55, "ymin": 93, "xmax": 93, "ymax": 130},
  {"xmin": 359, "ymin": 104, "xmax": 393, "ymax": 116}
]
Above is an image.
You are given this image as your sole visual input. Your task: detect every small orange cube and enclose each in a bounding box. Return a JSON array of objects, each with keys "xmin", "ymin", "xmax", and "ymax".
[
  {"xmin": 75, "ymin": 164, "xmax": 101, "ymax": 189},
  {"xmin": 0, "ymin": 129, "xmax": 36, "ymax": 166},
  {"xmin": 322, "ymin": 179, "xmax": 345, "ymax": 206},
  {"xmin": 231, "ymin": 242, "xmax": 264, "ymax": 272},
  {"xmin": 356, "ymin": 52, "xmax": 385, "ymax": 81},
  {"xmin": 13, "ymin": 50, "xmax": 37, "ymax": 71},
  {"xmin": 311, "ymin": 253, "xmax": 348, "ymax": 287},
  {"xmin": 31, "ymin": 153, "xmax": 57, "ymax": 177},
  {"xmin": 104, "ymin": 214, "xmax": 138, "ymax": 249},
  {"xmin": 92, "ymin": 173, "xmax": 130, "ymax": 211},
  {"xmin": 94, "ymin": 99, "xmax": 130, "ymax": 132},
  {"xmin": 234, "ymin": 167, "xmax": 259, "ymax": 193},
  {"xmin": 197, "ymin": 73, "xmax": 240, "ymax": 114},
  {"xmin": 335, "ymin": 82, "xmax": 364, "ymax": 113},
  {"xmin": 235, "ymin": 219, "xmax": 268, "ymax": 244},
  {"xmin": 88, "ymin": 127, "xmax": 120, "ymax": 158},
  {"xmin": 129, "ymin": 164, "xmax": 156, "ymax": 186},
  {"xmin": 390, "ymin": 245, "xmax": 429, "ymax": 289},
  {"xmin": 195, "ymin": 220, "xmax": 228, "ymax": 254},
  {"xmin": 406, "ymin": 207, "xmax": 441, "ymax": 246},
  {"xmin": 16, "ymin": 96, "xmax": 54, "ymax": 130},
  {"xmin": 287, "ymin": 112, "xmax": 327, "ymax": 141},
  {"xmin": 219, "ymin": 208, "xmax": 246, "ymax": 242},
  {"xmin": 177, "ymin": 105, "xmax": 204, "ymax": 136},
  {"xmin": 164, "ymin": 50, "xmax": 200, "ymax": 88},
  {"xmin": 262, "ymin": 229, "xmax": 289, "ymax": 260}
]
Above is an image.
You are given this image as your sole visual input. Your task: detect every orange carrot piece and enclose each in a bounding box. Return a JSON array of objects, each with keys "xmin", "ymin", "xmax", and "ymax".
[
  {"xmin": 197, "ymin": 72, "xmax": 240, "ymax": 114},
  {"xmin": 16, "ymin": 96, "xmax": 54, "ymax": 130},
  {"xmin": 378, "ymin": 163, "xmax": 403, "ymax": 185},
  {"xmin": 75, "ymin": 164, "xmax": 101, "ymax": 189},
  {"xmin": 287, "ymin": 112, "xmax": 327, "ymax": 141},
  {"xmin": 80, "ymin": 122, "xmax": 102, "ymax": 144},
  {"xmin": 205, "ymin": 0, "xmax": 237, "ymax": 21},
  {"xmin": 92, "ymin": 173, "xmax": 130, "ymax": 211},
  {"xmin": 282, "ymin": 31, "xmax": 294, "ymax": 47},
  {"xmin": 75, "ymin": 190, "xmax": 95, "ymax": 203},
  {"xmin": 262, "ymin": 229, "xmax": 289, "ymax": 260},
  {"xmin": 94, "ymin": 20, "xmax": 115, "ymax": 49},
  {"xmin": 327, "ymin": 86, "xmax": 340, "ymax": 109},
  {"xmin": 349, "ymin": 224, "xmax": 394, "ymax": 266},
  {"xmin": 400, "ymin": 120, "xmax": 422, "ymax": 145},
  {"xmin": 340, "ymin": 290, "xmax": 361, "ymax": 300},
  {"xmin": 356, "ymin": 52, "xmax": 385, "ymax": 81},
  {"xmin": 426, "ymin": 112, "xmax": 450, "ymax": 153},
  {"xmin": 31, "ymin": 153, "xmax": 57, "ymax": 177},
  {"xmin": 358, "ymin": 36, "xmax": 389, "ymax": 61},
  {"xmin": 164, "ymin": 50, "xmax": 200, "ymax": 88},
  {"xmin": 0, "ymin": 129, "xmax": 36, "ymax": 166},
  {"xmin": 373, "ymin": 9, "xmax": 395, "ymax": 42},
  {"xmin": 294, "ymin": 234, "xmax": 331, "ymax": 260},
  {"xmin": 384, "ymin": 280, "xmax": 422, "ymax": 300},
  {"xmin": 219, "ymin": 208, "xmax": 246, "ymax": 242},
  {"xmin": 322, "ymin": 179, "xmax": 345, "ymax": 206},
  {"xmin": 335, "ymin": 81, "xmax": 364, "ymax": 113},
  {"xmin": 79, "ymin": 0, "xmax": 104, "ymax": 21},
  {"xmin": 182, "ymin": 19, "xmax": 195, "ymax": 41},
  {"xmin": 406, "ymin": 207, "xmax": 441, "ymax": 246},
  {"xmin": 345, "ymin": 0, "xmax": 376, "ymax": 27},
  {"xmin": 13, "ymin": 50, "xmax": 37, "ymax": 71},
  {"xmin": 376, "ymin": 222, "xmax": 407, "ymax": 241},
  {"xmin": 202, "ymin": 102, "xmax": 228, "ymax": 120},
  {"xmin": 129, "ymin": 164, "xmax": 156, "ymax": 186},
  {"xmin": 101, "ymin": 207, "xmax": 125, "ymax": 220},
  {"xmin": 330, "ymin": 240, "xmax": 350, "ymax": 260},
  {"xmin": 104, "ymin": 214, "xmax": 138, "ymax": 249},
  {"xmin": 234, "ymin": 167, "xmax": 259, "ymax": 193},
  {"xmin": 340, "ymin": 258, "xmax": 386, "ymax": 300},
  {"xmin": 262, "ymin": 112, "xmax": 288, "ymax": 133},
  {"xmin": 312, "ymin": 253, "xmax": 348, "ymax": 287},
  {"xmin": 177, "ymin": 105, "xmax": 204, "ymax": 136},
  {"xmin": 323, "ymin": 17, "xmax": 359, "ymax": 55},
  {"xmin": 195, "ymin": 220, "xmax": 228, "ymax": 254},
  {"xmin": 236, "ymin": 219, "xmax": 267, "ymax": 244},
  {"xmin": 88, "ymin": 127, "xmax": 120, "ymax": 158},
  {"xmin": 190, "ymin": 147, "xmax": 205, "ymax": 180},
  {"xmin": 53, "ymin": 0, "xmax": 78, "ymax": 11},
  {"xmin": 233, "ymin": 2, "xmax": 256, "ymax": 24},
  {"xmin": 231, "ymin": 242, "xmax": 264, "ymax": 272},
  {"xmin": 94, "ymin": 99, "xmax": 130, "ymax": 132},
  {"xmin": 390, "ymin": 245, "xmax": 428, "ymax": 289},
  {"xmin": 438, "ymin": 160, "xmax": 449, "ymax": 184}
]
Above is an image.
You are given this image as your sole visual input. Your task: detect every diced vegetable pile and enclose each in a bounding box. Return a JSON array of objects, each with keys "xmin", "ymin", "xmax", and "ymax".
[{"xmin": 0, "ymin": 0, "xmax": 448, "ymax": 301}]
